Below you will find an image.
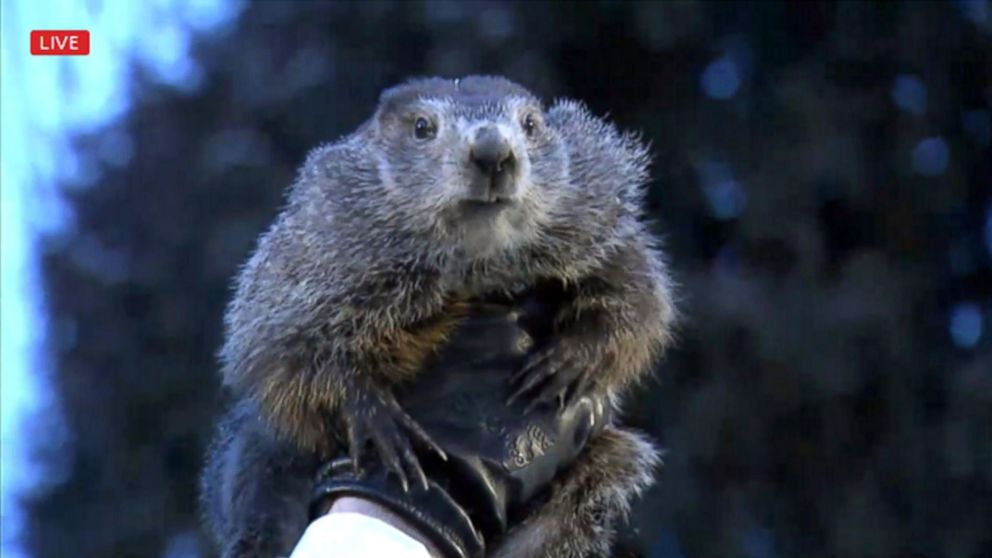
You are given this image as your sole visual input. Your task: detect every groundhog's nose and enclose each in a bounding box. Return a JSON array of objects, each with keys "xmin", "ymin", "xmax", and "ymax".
[{"xmin": 470, "ymin": 126, "xmax": 515, "ymax": 176}]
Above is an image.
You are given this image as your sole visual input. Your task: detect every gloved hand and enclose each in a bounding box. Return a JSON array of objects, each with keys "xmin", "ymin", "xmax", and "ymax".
[{"xmin": 310, "ymin": 294, "xmax": 611, "ymax": 558}]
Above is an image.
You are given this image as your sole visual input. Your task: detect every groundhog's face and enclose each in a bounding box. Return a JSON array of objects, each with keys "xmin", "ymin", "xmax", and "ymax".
[{"xmin": 370, "ymin": 77, "xmax": 569, "ymax": 258}]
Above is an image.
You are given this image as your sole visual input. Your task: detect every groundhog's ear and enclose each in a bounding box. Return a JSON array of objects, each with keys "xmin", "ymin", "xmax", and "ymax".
[
  {"xmin": 366, "ymin": 110, "xmax": 386, "ymax": 140},
  {"xmin": 369, "ymin": 86, "xmax": 410, "ymax": 139},
  {"xmin": 376, "ymin": 78, "xmax": 439, "ymax": 123},
  {"xmin": 376, "ymin": 86, "xmax": 403, "ymax": 117},
  {"xmin": 368, "ymin": 101, "xmax": 404, "ymax": 141}
]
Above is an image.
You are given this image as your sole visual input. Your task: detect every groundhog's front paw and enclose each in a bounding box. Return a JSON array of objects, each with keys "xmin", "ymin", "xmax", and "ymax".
[
  {"xmin": 506, "ymin": 336, "xmax": 601, "ymax": 413},
  {"xmin": 340, "ymin": 384, "xmax": 447, "ymax": 493}
]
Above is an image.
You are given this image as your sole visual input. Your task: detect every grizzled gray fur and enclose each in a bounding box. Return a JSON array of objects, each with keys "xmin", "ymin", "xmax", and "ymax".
[{"xmin": 201, "ymin": 75, "xmax": 676, "ymax": 557}]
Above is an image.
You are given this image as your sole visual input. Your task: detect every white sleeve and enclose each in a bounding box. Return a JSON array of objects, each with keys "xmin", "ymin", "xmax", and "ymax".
[{"xmin": 288, "ymin": 512, "xmax": 433, "ymax": 558}]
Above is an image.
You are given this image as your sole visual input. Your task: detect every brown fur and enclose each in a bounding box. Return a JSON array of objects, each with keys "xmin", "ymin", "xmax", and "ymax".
[{"xmin": 251, "ymin": 299, "xmax": 472, "ymax": 454}]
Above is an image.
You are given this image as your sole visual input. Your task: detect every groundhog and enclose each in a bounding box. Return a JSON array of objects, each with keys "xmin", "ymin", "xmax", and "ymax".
[{"xmin": 202, "ymin": 75, "xmax": 676, "ymax": 557}]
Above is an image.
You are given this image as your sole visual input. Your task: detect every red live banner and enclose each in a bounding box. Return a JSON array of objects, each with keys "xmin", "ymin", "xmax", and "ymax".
[{"xmin": 30, "ymin": 31, "xmax": 90, "ymax": 55}]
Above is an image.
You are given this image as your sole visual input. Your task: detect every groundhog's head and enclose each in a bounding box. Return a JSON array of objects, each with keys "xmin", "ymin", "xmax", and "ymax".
[
  {"xmin": 365, "ymin": 75, "xmax": 576, "ymax": 257},
  {"xmin": 297, "ymin": 76, "xmax": 649, "ymax": 264}
]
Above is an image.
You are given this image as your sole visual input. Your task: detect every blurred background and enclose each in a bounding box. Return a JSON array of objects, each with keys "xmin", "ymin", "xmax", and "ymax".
[{"xmin": 2, "ymin": 1, "xmax": 990, "ymax": 557}]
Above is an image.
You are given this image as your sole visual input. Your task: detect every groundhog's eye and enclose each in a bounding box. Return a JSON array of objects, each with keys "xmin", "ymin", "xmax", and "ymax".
[
  {"xmin": 522, "ymin": 113, "xmax": 538, "ymax": 137},
  {"xmin": 413, "ymin": 117, "xmax": 436, "ymax": 140}
]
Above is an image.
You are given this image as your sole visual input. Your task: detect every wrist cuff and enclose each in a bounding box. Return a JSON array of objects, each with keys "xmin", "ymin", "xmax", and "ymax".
[
  {"xmin": 311, "ymin": 460, "xmax": 485, "ymax": 558},
  {"xmin": 292, "ymin": 512, "xmax": 432, "ymax": 558}
]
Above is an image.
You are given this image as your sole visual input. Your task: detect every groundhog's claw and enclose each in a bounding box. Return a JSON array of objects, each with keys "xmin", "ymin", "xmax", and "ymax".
[
  {"xmin": 507, "ymin": 341, "xmax": 589, "ymax": 413},
  {"xmin": 341, "ymin": 386, "xmax": 446, "ymax": 493}
]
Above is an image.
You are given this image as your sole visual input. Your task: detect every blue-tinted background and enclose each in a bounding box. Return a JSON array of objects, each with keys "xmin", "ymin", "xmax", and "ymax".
[{"xmin": 1, "ymin": 1, "xmax": 990, "ymax": 557}]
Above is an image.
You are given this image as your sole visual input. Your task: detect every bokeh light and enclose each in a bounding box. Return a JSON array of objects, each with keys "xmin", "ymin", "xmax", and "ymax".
[
  {"xmin": 950, "ymin": 302, "xmax": 984, "ymax": 348},
  {"xmin": 911, "ymin": 136, "xmax": 950, "ymax": 177}
]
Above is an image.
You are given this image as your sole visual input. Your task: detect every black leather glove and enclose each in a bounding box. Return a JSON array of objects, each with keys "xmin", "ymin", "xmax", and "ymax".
[{"xmin": 310, "ymin": 293, "xmax": 611, "ymax": 558}]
